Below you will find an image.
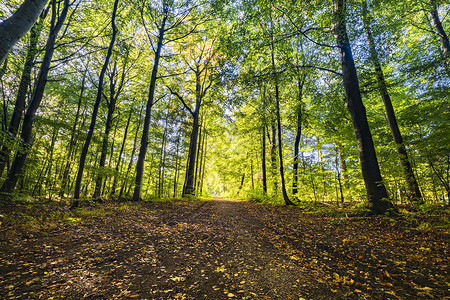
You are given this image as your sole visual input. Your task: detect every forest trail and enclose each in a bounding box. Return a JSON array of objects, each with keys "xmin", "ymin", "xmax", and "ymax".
[{"xmin": 0, "ymin": 199, "xmax": 448, "ymax": 299}]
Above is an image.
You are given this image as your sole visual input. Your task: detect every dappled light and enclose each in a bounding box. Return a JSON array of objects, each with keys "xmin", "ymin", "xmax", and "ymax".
[{"xmin": 0, "ymin": 0, "xmax": 448, "ymax": 298}]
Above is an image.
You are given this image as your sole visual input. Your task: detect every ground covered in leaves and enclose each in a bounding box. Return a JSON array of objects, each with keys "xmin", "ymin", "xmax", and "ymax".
[{"xmin": 0, "ymin": 198, "xmax": 448, "ymax": 299}]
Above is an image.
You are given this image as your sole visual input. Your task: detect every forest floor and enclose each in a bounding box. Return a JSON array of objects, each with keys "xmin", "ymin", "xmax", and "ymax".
[{"xmin": 0, "ymin": 198, "xmax": 449, "ymax": 299}]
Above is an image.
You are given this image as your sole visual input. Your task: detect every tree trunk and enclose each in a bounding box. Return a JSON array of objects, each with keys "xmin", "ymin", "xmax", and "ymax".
[
  {"xmin": 158, "ymin": 108, "xmax": 170, "ymax": 198},
  {"xmin": 337, "ymin": 144, "xmax": 347, "ymax": 181},
  {"xmin": 430, "ymin": 0, "xmax": 450, "ymax": 58},
  {"xmin": 0, "ymin": 0, "xmax": 49, "ymax": 64},
  {"xmin": 261, "ymin": 90, "xmax": 267, "ymax": 193},
  {"xmin": 73, "ymin": 0, "xmax": 118, "ymax": 204},
  {"xmin": 111, "ymin": 110, "xmax": 131, "ymax": 195},
  {"xmin": 270, "ymin": 121, "xmax": 278, "ymax": 195},
  {"xmin": 120, "ymin": 106, "xmax": 143, "ymax": 198},
  {"xmin": 0, "ymin": 13, "xmax": 46, "ymax": 178},
  {"xmin": 0, "ymin": 0, "xmax": 69, "ymax": 194},
  {"xmin": 133, "ymin": 15, "xmax": 167, "ymax": 201},
  {"xmin": 261, "ymin": 122, "xmax": 267, "ymax": 193},
  {"xmin": 173, "ymin": 130, "xmax": 181, "ymax": 198},
  {"xmin": 332, "ymin": 0, "xmax": 394, "ymax": 214},
  {"xmin": 194, "ymin": 119, "xmax": 202, "ymax": 194},
  {"xmin": 196, "ymin": 121, "xmax": 206, "ymax": 193},
  {"xmin": 271, "ymin": 42, "xmax": 293, "ymax": 206},
  {"xmin": 200, "ymin": 133, "xmax": 207, "ymax": 195},
  {"xmin": 335, "ymin": 146, "xmax": 344, "ymax": 204},
  {"xmin": 362, "ymin": 2, "xmax": 423, "ymax": 204},
  {"xmin": 183, "ymin": 110, "xmax": 199, "ymax": 196},
  {"xmin": 293, "ymin": 74, "xmax": 304, "ymax": 196},
  {"xmin": 93, "ymin": 63, "xmax": 118, "ymax": 198},
  {"xmin": 59, "ymin": 61, "xmax": 88, "ymax": 197}
]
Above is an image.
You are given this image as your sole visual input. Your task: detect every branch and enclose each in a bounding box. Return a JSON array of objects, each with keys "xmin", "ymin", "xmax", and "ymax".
[
  {"xmin": 156, "ymin": 69, "xmax": 190, "ymax": 79},
  {"xmin": 153, "ymin": 93, "xmax": 168, "ymax": 106},
  {"xmin": 296, "ymin": 65, "xmax": 342, "ymax": 76},
  {"xmin": 275, "ymin": 5, "xmax": 340, "ymax": 49},
  {"xmin": 166, "ymin": 85, "xmax": 194, "ymax": 116}
]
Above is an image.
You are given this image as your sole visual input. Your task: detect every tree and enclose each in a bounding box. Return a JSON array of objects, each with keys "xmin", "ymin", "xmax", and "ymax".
[
  {"xmin": 0, "ymin": 0, "xmax": 49, "ymax": 64},
  {"xmin": 362, "ymin": 2, "xmax": 423, "ymax": 204},
  {"xmin": 0, "ymin": 10, "xmax": 48, "ymax": 178},
  {"xmin": 429, "ymin": 0, "xmax": 450, "ymax": 60},
  {"xmin": 0, "ymin": 0, "xmax": 70, "ymax": 194},
  {"xmin": 73, "ymin": 0, "xmax": 119, "ymax": 202},
  {"xmin": 133, "ymin": 0, "xmax": 204, "ymax": 200},
  {"xmin": 332, "ymin": 0, "xmax": 394, "ymax": 214},
  {"xmin": 168, "ymin": 34, "xmax": 216, "ymax": 197}
]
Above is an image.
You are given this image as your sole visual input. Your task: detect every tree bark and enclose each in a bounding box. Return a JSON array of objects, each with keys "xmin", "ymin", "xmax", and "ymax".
[
  {"xmin": 0, "ymin": 0, "xmax": 69, "ymax": 194},
  {"xmin": 157, "ymin": 108, "xmax": 170, "ymax": 198},
  {"xmin": 111, "ymin": 110, "xmax": 132, "ymax": 195},
  {"xmin": 293, "ymin": 73, "xmax": 304, "ymax": 196},
  {"xmin": 133, "ymin": 14, "xmax": 167, "ymax": 201},
  {"xmin": 261, "ymin": 89, "xmax": 267, "ymax": 193},
  {"xmin": 270, "ymin": 120, "xmax": 278, "ymax": 195},
  {"xmin": 332, "ymin": 0, "xmax": 394, "ymax": 214},
  {"xmin": 73, "ymin": 0, "xmax": 118, "ymax": 203},
  {"xmin": 271, "ymin": 41, "xmax": 294, "ymax": 206},
  {"xmin": 0, "ymin": 12, "xmax": 47, "ymax": 178},
  {"xmin": 59, "ymin": 61, "xmax": 88, "ymax": 197},
  {"xmin": 173, "ymin": 130, "xmax": 181, "ymax": 197},
  {"xmin": 362, "ymin": 2, "xmax": 423, "ymax": 204},
  {"xmin": 196, "ymin": 120, "xmax": 206, "ymax": 193},
  {"xmin": 120, "ymin": 106, "xmax": 142, "ymax": 198},
  {"xmin": 183, "ymin": 108, "xmax": 200, "ymax": 196},
  {"xmin": 261, "ymin": 122, "xmax": 267, "ymax": 193},
  {"xmin": 93, "ymin": 62, "xmax": 119, "ymax": 198},
  {"xmin": 0, "ymin": 0, "xmax": 49, "ymax": 64},
  {"xmin": 430, "ymin": 0, "xmax": 450, "ymax": 58}
]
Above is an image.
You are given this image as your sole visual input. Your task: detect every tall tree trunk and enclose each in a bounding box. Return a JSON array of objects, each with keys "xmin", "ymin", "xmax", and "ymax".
[
  {"xmin": 60, "ymin": 61, "xmax": 88, "ymax": 197},
  {"xmin": 111, "ymin": 110, "xmax": 132, "ymax": 195},
  {"xmin": 183, "ymin": 110, "xmax": 199, "ymax": 196},
  {"xmin": 194, "ymin": 118, "xmax": 202, "ymax": 194},
  {"xmin": 133, "ymin": 15, "xmax": 167, "ymax": 201},
  {"xmin": 270, "ymin": 120, "xmax": 278, "ymax": 195},
  {"xmin": 261, "ymin": 91, "xmax": 267, "ymax": 193},
  {"xmin": 0, "ymin": 13, "xmax": 47, "ymax": 178},
  {"xmin": 93, "ymin": 63, "xmax": 118, "ymax": 198},
  {"xmin": 73, "ymin": 0, "xmax": 118, "ymax": 204},
  {"xmin": 158, "ymin": 108, "xmax": 170, "ymax": 198},
  {"xmin": 173, "ymin": 130, "xmax": 181, "ymax": 198},
  {"xmin": 337, "ymin": 144, "xmax": 347, "ymax": 181},
  {"xmin": 0, "ymin": 0, "xmax": 69, "ymax": 194},
  {"xmin": 0, "ymin": 0, "xmax": 49, "ymax": 64},
  {"xmin": 271, "ymin": 41, "xmax": 293, "ymax": 206},
  {"xmin": 200, "ymin": 133, "xmax": 207, "ymax": 195},
  {"xmin": 261, "ymin": 122, "xmax": 267, "ymax": 193},
  {"xmin": 332, "ymin": 0, "xmax": 394, "ymax": 214},
  {"xmin": 335, "ymin": 146, "xmax": 344, "ymax": 204},
  {"xmin": 196, "ymin": 121, "xmax": 206, "ymax": 193},
  {"xmin": 121, "ymin": 105, "xmax": 143, "ymax": 198},
  {"xmin": 293, "ymin": 73, "xmax": 304, "ymax": 196},
  {"xmin": 430, "ymin": 0, "xmax": 450, "ymax": 59},
  {"xmin": 362, "ymin": 2, "xmax": 423, "ymax": 204}
]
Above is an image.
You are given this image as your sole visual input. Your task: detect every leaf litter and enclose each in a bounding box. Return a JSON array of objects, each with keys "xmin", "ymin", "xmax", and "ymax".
[{"xmin": 0, "ymin": 199, "xmax": 448, "ymax": 299}]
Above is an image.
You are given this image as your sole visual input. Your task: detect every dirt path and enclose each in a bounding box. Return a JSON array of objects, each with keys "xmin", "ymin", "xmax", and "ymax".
[{"xmin": 0, "ymin": 199, "xmax": 448, "ymax": 299}]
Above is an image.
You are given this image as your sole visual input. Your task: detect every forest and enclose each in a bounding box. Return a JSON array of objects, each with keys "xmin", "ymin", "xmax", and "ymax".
[
  {"xmin": 0, "ymin": 0, "xmax": 448, "ymax": 213},
  {"xmin": 0, "ymin": 0, "xmax": 450, "ymax": 213},
  {"xmin": 0, "ymin": 0, "xmax": 449, "ymax": 298}
]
